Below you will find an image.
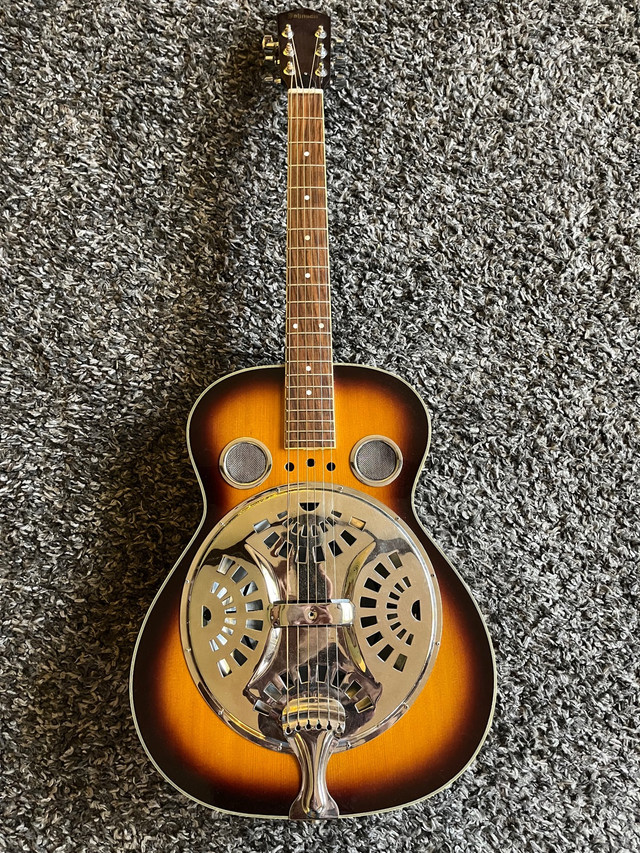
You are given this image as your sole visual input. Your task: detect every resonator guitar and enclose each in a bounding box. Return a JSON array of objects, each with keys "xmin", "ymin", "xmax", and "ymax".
[{"xmin": 130, "ymin": 8, "xmax": 496, "ymax": 819}]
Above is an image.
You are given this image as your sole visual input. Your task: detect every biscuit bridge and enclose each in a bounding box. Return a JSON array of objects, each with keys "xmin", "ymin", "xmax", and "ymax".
[{"xmin": 270, "ymin": 599, "xmax": 354, "ymax": 628}]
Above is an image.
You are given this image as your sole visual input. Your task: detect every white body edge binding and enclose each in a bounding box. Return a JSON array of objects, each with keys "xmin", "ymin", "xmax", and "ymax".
[{"xmin": 129, "ymin": 362, "xmax": 497, "ymax": 819}]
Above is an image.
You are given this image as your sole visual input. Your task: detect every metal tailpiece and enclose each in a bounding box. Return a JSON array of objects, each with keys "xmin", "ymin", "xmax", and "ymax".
[{"xmin": 283, "ymin": 696, "xmax": 345, "ymax": 819}]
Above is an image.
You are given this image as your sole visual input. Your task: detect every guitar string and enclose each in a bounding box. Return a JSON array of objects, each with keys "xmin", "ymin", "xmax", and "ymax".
[
  {"xmin": 321, "ymin": 85, "xmax": 338, "ymax": 734},
  {"xmin": 311, "ymin": 82, "xmax": 324, "ymax": 727},
  {"xmin": 306, "ymin": 86, "xmax": 323, "ymax": 727},
  {"xmin": 294, "ymin": 78, "xmax": 302, "ymax": 729},
  {"xmin": 285, "ymin": 83, "xmax": 292, "ymax": 735},
  {"xmin": 318, "ymin": 85, "xmax": 331, "ymax": 730},
  {"xmin": 306, "ymin": 85, "xmax": 319, "ymax": 726},
  {"xmin": 301, "ymin": 83, "xmax": 313, "ymax": 723},
  {"xmin": 293, "ymin": 85, "xmax": 302, "ymax": 727}
]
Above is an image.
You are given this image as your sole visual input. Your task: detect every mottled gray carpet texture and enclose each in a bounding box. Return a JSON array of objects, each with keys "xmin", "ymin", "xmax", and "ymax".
[{"xmin": 1, "ymin": 0, "xmax": 638, "ymax": 850}]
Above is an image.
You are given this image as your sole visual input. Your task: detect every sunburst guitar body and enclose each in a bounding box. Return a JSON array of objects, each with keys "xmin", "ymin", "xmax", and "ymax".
[{"xmin": 130, "ymin": 9, "xmax": 496, "ymax": 820}]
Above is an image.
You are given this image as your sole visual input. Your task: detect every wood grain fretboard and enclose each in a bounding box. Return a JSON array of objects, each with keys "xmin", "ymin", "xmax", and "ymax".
[{"xmin": 285, "ymin": 89, "xmax": 335, "ymax": 450}]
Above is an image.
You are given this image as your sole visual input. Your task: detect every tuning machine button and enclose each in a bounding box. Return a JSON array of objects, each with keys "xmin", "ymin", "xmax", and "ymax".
[
  {"xmin": 262, "ymin": 33, "xmax": 279, "ymax": 52},
  {"xmin": 332, "ymin": 51, "xmax": 346, "ymax": 88},
  {"xmin": 262, "ymin": 34, "xmax": 279, "ymax": 64},
  {"xmin": 262, "ymin": 32, "xmax": 281, "ymax": 83},
  {"xmin": 314, "ymin": 62, "xmax": 328, "ymax": 79}
]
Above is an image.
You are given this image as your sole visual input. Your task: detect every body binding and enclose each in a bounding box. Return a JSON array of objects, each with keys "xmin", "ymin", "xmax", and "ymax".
[{"xmin": 130, "ymin": 364, "xmax": 496, "ymax": 817}]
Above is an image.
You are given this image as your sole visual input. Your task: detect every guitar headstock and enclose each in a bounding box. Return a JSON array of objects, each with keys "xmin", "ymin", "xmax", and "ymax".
[{"xmin": 263, "ymin": 8, "xmax": 336, "ymax": 90}]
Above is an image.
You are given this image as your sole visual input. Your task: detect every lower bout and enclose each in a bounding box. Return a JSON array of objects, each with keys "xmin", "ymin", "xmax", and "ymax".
[{"xmin": 132, "ymin": 545, "xmax": 495, "ymax": 817}]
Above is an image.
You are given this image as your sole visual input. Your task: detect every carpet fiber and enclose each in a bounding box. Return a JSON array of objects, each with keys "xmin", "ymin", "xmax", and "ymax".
[{"xmin": 1, "ymin": 1, "xmax": 638, "ymax": 850}]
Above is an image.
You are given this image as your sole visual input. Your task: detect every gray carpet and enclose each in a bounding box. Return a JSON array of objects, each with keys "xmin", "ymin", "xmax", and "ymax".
[{"xmin": 1, "ymin": 0, "xmax": 638, "ymax": 850}]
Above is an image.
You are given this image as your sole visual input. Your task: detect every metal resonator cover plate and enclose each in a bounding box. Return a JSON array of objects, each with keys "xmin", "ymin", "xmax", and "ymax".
[{"xmin": 180, "ymin": 483, "xmax": 441, "ymax": 752}]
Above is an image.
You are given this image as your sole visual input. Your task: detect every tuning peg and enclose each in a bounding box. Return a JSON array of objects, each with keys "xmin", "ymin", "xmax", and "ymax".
[
  {"xmin": 262, "ymin": 33, "xmax": 278, "ymax": 51},
  {"xmin": 262, "ymin": 31, "xmax": 280, "ymax": 80}
]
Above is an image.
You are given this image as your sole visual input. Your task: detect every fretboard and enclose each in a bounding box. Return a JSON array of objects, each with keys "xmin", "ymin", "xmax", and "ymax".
[{"xmin": 285, "ymin": 89, "xmax": 335, "ymax": 450}]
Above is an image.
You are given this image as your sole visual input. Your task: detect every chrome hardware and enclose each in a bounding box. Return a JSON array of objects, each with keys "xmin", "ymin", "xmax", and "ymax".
[
  {"xmin": 283, "ymin": 43, "xmax": 295, "ymax": 57},
  {"xmin": 284, "ymin": 697, "xmax": 345, "ymax": 819},
  {"xmin": 314, "ymin": 62, "xmax": 328, "ymax": 78},
  {"xmin": 282, "ymin": 24, "xmax": 293, "ymax": 38},
  {"xmin": 262, "ymin": 32, "xmax": 280, "ymax": 82},
  {"xmin": 315, "ymin": 25, "xmax": 327, "ymax": 39},
  {"xmin": 180, "ymin": 483, "xmax": 441, "ymax": 819},
  {"xmin": 271, "ymin": 599, "xmax": 354, "ymax": 628},
  {"xmin": 283, "ymin": 61, "xmax": 296, "ymax": 77},
  {"xmin": 315, "ymin": 45, "xmax": 327, "ymax": 58}
]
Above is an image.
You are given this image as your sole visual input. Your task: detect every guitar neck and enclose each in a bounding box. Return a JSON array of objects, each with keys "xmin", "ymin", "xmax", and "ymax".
[{"xmin": 285, "ymin": 89, "xmax": 335, "ymax": 450}]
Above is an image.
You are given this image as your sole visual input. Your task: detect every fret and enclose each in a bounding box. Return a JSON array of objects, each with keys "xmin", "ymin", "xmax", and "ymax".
[
  {"xmin": 287, "ymin": 212, "xmax": 326, "ymax": 217},
  {"xmin": 287, "ymin": 433, "xmax": 336, "ymax": 437},
  {"xmin": 286, "ymin": 399, "xmax": 335, "ymax": 405},
  {"xmin": 286, "ymin": 425, "xmax": 336, "ymax": 430},
  {"xmin": 286, "ymin": 424, "xmax": 336, "ymax": 428}
]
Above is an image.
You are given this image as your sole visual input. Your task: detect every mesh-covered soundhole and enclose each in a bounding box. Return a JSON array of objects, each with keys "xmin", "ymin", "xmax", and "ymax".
[
  {"xmin": 353, "ymin": 438, "xmax": 400, "ymax": 484},
  {"xmin": 221, "ymin": 441, "xmax": 270, "ymax": 487}
]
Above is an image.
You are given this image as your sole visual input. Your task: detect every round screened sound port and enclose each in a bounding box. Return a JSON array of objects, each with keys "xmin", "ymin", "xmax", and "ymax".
[
  {"xmin": 219, "ymin": 439, "xmax": 272, "ymax": 489},
  {"xmin": 350, "ymin": 436, "xmax": 403, "ymax": 487}
]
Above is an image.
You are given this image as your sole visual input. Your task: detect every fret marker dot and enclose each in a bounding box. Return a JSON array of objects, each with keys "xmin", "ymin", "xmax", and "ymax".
[
  {"xmin": 304, "ymin": 151, "xmax": 310, "ymax": 157},
  {"xmin": 293, "ymin": 323, "xmax": 298, "ymax": 329},
  {"xmin": 319, "ymin": 322, "xmax": 325, "ymax": 328},
  {"xmin": 305, "ymin": 235, "xmax": 310, "ymax": 241},
  {"xmin": 305, "ymin": 272, "xmax": 311, "ymax": 278},
  {"xmin": 306, "ymin": 365, "xmax": 311, "ymax": 371},
  {"xmin": 304, "ymin": 194, "xmax": 310, "ymax": 200},
  {"xmin": 306, "ymin": 390, "xmax": 312, "ymax": 395}
]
